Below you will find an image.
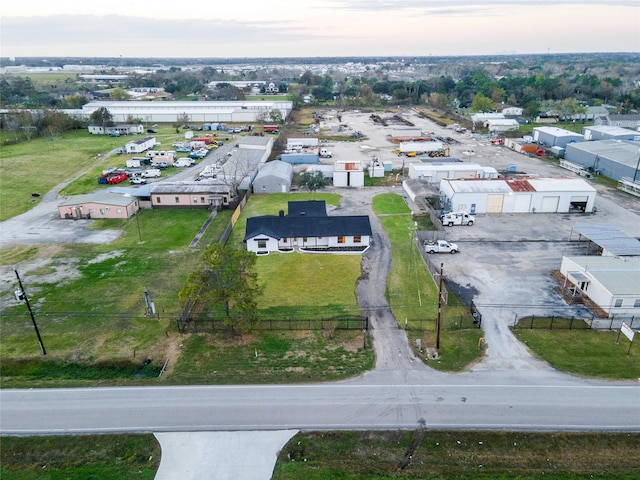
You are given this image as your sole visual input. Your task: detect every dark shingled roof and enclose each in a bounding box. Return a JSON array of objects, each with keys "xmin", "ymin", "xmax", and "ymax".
[
  {"xmin": 287, "ymin": 200, "xmax": 328, "ymax": 217},
  {"xmin": 244, "ymin": 214, "xmax": 372, "ymax": 241}
]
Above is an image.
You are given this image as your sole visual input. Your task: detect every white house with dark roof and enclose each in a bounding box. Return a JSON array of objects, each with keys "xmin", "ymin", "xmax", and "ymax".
[{"xmin": 244, "ymin": 200, "xmax": 372, "ymax": 255}]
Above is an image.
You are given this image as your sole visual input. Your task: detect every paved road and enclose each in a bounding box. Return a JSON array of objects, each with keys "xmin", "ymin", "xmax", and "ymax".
[{"xmin": 2, "ymin": 381, "xmax": 638, "ymax": 434}]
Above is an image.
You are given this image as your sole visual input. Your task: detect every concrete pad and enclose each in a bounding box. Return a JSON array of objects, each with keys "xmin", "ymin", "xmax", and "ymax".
[{"xmin": 154, "ymin": 430, "xmax": 298, "ymax": 480}]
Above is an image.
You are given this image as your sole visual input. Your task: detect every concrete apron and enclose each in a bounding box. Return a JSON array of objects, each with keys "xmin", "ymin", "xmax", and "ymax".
[{"xmin": 154, "ymin": 430, "xmax": 298, "ymax": 480}]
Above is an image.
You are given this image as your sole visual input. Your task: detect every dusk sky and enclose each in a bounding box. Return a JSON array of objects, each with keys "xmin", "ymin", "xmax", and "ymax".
[{"xmin": 1, "ymin": 0, "xmax": 639, "ymax": 59}]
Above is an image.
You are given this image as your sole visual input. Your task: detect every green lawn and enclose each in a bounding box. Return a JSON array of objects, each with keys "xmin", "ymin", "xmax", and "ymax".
[{"xmin": 513, "ymin": 326, "xmax": 640, "ymax": 379}]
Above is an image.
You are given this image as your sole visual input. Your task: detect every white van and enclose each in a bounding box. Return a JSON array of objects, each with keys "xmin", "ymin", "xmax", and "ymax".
[{"xmin": 141, "ymin": 168, "xmax": 161, "ymax": 178}]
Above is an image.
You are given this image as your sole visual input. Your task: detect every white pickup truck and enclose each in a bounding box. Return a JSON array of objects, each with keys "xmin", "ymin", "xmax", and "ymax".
[
  {"xmin": 424, "ymin": 240, "xmax": 459, "ymax": 254},
  {"xmin": 441, "ymin": 211, "xmax": 475, "ymax": 226}
]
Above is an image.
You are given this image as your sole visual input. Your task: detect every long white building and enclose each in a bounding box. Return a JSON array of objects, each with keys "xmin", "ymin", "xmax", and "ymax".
[{"xmin": 69, "ymin": 100, "xmax": 293, "ymax": 123}]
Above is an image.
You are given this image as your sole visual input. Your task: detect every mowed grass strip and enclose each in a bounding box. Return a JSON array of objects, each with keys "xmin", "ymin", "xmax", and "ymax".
[{"xmin": 513, "ymin": 327, "xmax": 640, "ymax": 380}]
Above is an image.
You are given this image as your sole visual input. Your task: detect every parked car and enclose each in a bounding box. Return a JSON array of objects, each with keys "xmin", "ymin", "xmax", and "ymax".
[
  {"xmin": 152, "ymin": 161, "xmax": 170, "ymax": 169},
  {"xmin": 130, "ymin": 176, "xmax": 147, "ymax": 184},
  {"xmin": 147, "ymin": 128, "xmax": 158, "ymax": 133}
]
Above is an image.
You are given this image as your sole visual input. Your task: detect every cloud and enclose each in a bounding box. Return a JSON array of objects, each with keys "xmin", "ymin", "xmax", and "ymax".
[
  {"xmin": 324, "ymin": 0, "xmax": 639, "ymax": 11},
  {"xmin": 0, "ymin": 15, "xmax": 315, "ymax": 56}
]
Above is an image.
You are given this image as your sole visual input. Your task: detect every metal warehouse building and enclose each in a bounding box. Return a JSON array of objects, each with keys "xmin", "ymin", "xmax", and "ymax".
[
  {"xmin": 533, "ymin": 126, "xmax": 584, "ymax": 148},
  {"xmin": 71, "ymin": 100, "xmax": 293, "ymax": 123},
  {"xmin": 439, "ymin": 177, "xmax": 597, "ymax": 214},
  {"xmin": 252, "ymin": 160, "xmax": 293, "ymax": 193},
  {"xmin": 408, "ymin": 162, "xmax": 498, "ymax": 183},
  {"xmin": 564, "ymin": 139, "xmax": 640, "ymax": 181},
  {"xmin": 582, "ymin": 125, "xmax": 639, "ymax": 142}
]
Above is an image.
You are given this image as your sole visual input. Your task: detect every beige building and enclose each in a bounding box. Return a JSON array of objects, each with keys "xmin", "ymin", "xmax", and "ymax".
[{"xmin": 58, "ymin": 192, "xmax": 139, "ymax": 219}]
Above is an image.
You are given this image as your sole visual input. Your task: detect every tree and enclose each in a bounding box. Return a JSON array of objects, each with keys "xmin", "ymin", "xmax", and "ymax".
[
  {"xmin": 110, "ymin": 88, "xmax": 129, "ymax": 100},
  {"xmin": 299, "ymin": 171, "xmax": 329, "ymax": 191},
  {"xmin": 179, "ymin": 244, "xmax": 263, "ymax": 337},
  {"xmin": 268, "ymin": 109, "xmax": 283, "ymax": 124},
  {"xmin": 471, "ymin": 93, "xmax": 496, "ymax": 112},
  {"xmin": 89, "ymin": 107, "xmax": 113, "ymax": 127}
]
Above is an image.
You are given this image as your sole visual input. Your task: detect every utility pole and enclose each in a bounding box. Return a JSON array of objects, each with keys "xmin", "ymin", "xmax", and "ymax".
[
  {"xmin": 144, "ymin": 288, "xmax": 156, "ymax": 318},
  {"xmin": 436, "ymin": 263, "xmax": 444, "ymax": 352},
  {"xmin": 14, "ymin": 269, "xmax": 46, "ymax": 355}
]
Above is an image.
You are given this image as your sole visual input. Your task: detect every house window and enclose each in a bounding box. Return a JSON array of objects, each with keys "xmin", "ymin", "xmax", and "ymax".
[
  {"xmin": 634, "ymin": 299, "xmax": 640, "ymax": 308},
  {"xmin": 614, "ymin": 299, "xmax": 623, "ymax": 308},
  {"xmin": 116, "ymin": 208, "xmax": 122, "ymax": 214},
  {"xmin": 303, "ymin": 237, "xmax": 307, "ymax": 243},
  {"xmin": 257, "ymin": 240, "xmax": 267, "ymax": 249},
  {"xmin": 338, "ymin": 236, "xmax": 346, "ymax": 244},
  {"xmin": 175, "ymin": 197, "xmax": 180, "ymax": 204},
  {"xmin": 282, "ymin": 238, "xmax": 288, "ymax": 244},
  {"xmin": 100, "ymin": 208, "xmax": 105, "ymax": 215},
  {"xmin": 354, "ymin": 235, "xmax": 361, "ymax": 243},
  {"xmin": 156, "ymin": 197, "xmax": 161, "ymax": 204},
  {"xmin": 193, "ymin": 197, "xmax": 198, "ymax": 203},
  {"xmin": 201, "ymin": 197, "xmax": 205, "ymax": 203}
]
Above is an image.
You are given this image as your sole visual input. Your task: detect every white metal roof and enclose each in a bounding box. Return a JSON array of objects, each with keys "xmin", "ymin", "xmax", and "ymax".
[
  {"xmin": 534, "ymin": 126, "xmax": 583, "ymax": 138},
  {"xmin": 564, "ymin": 255, "xmax": 640, "ymax": 295},
  {"xmin": 527, "ymin": 177, "xmax": 596, "ymax": 193}
]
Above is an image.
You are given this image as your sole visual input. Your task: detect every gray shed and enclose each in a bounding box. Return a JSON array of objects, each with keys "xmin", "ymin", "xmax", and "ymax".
[{"xmin": 252, "ymin": 160, "xmax": 293, "ymax": 193}]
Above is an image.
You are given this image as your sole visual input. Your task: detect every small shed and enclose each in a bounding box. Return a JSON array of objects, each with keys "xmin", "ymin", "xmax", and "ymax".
[
  {"xmin": 334, "ymin": 160, "xmax": 364, "ymax": 187},
  {"xmin": 252, "ymin": 160, "xmax": 293, "ymax": 193}
]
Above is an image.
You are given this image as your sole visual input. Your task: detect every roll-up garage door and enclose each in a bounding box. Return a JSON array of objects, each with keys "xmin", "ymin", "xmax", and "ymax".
[
  {"xmin": 513, "ymin": 194, "xmax": 532, "ymax": 213},
  {"xmin": 486, "ymin": 194, "xmax": 504, "ymax": 213},
  {"xmin": 540, "ymin": 196, "xmax": 560, "ymax": 212}
]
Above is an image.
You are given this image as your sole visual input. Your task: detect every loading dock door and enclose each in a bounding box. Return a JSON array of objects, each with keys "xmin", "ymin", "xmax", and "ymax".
[
  {"xmin": 513, "ymin": 194, "xmax": 532, "ymax": 213},
  {"xmin": 486, "ymin": 194, "xmax": 504, "ymax": 213},
  {"xmin": 540, "ymin": 196, "xmax": 560, "ymax": 212}
]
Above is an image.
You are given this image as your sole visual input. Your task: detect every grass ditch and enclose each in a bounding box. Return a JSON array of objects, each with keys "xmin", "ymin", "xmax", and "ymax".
[
  {"xmin": 0, "ymin": 434, "xmax": 160, "ymax": 480},
  {"xmin": 273, "ymin": 430, "xmax": 640, "ymax": 479}
]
